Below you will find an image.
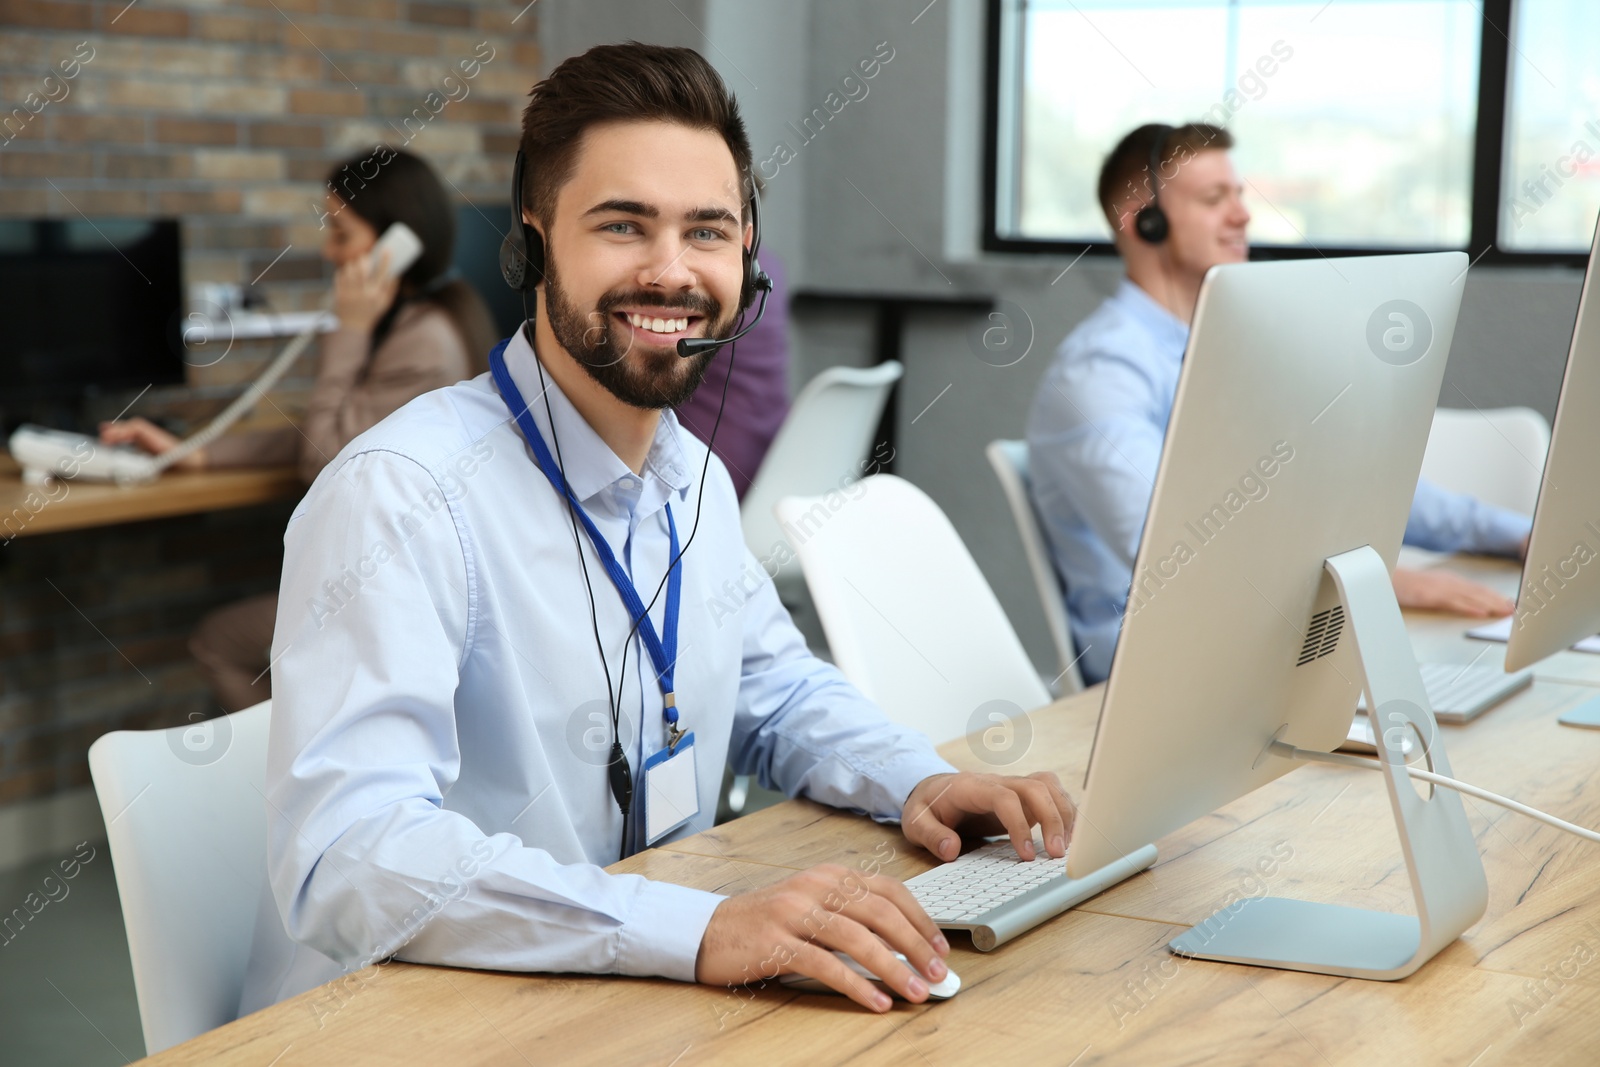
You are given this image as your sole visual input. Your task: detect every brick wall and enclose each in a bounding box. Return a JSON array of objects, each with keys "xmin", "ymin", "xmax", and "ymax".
[{"xmin": 0, "ymin": 0, "xmax": 540, "ymax": 809}]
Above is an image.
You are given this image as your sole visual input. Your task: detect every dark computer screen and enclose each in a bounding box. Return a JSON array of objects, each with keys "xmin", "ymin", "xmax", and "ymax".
[
  {"xmin": 453, "ymin": 203, "xmax": 524, "ymax": 340},
  {"xmin": 0, "ymin": 218, "xmax": 186, "ymax": 408}
]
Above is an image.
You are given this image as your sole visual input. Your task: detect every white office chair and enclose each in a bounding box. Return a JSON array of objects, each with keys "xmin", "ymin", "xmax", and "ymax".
[
  {"xmin": 1419, "ymin": 406, "xmax": 1550, "ymax": 516},
  {"xmin": 88, "ymin": 701, "xmax": 273, "ymax": 1054},
  {"xmin": 776, "ymin": 474, "xmax": 1050, "ymax": 745},
  {"xmin": 741, "ymin": 361, "xmax": 903, "ymax": 595},
  {"xmin": 985, "ymin": 440, "xmax": 1084, "ymax": 695}
]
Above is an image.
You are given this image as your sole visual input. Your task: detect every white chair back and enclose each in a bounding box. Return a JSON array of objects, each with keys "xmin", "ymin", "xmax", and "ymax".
[
  {"xmin": 776, "ymin": 475, "xmax": 1050, "ymax": 745},
  {"xmin": 985, "ymin": 440, "xmax": 1084, "ymax": 694},
  {"xmin": 1419, "ymin": 406, "xmax": 1550, "ymax": 515},
  {"xmin": 87, "ymin": 701, "xmax": 272, "ymax": 1054},
  {"xmin": 741, "ymin": 361, "xmax": 902, "ymax": 579}
]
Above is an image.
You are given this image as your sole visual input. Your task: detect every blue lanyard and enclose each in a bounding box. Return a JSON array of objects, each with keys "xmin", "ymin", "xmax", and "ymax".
[{"xmin": 488, "ymin": 339, "xmax": 683, "ymax": 739}]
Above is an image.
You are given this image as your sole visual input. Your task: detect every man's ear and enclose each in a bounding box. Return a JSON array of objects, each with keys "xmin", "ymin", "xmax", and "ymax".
[{"xmin": 743, "ymin": 220, "xmax": 754, "ymax": 253}]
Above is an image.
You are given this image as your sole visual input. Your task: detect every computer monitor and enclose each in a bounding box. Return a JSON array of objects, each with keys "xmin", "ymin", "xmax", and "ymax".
[
  {"xmin": 1505, "ymin": 217, "xmax": 1600, "ymax": 725},
  {"xmin": 0, "ymin": 217, "xmax": 186, "ymax": 431},
  {"xmin": 1066, "ymin": 251, "xmax": 1487, "ymax": 980}
]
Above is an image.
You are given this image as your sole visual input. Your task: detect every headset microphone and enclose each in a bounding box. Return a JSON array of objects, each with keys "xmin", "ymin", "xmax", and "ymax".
[{"xmin": 675, "ymin": 274, "xmax": 771, "ymax": 358}]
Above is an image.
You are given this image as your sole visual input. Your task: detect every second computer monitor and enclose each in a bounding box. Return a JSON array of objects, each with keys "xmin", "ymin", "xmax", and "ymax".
[
  {"xmin": 1068, "ymin": 251, "xmax": 1468, "ymax": 879},
  {"xmin": 1505, "ymin": 216, "xmax": 1600, "ymax": 674}
]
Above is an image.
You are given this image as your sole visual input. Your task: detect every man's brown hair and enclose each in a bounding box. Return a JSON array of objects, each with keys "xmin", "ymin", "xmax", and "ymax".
[
  {"xmin": 518, "ymin": 42, "xmax": 754, "ymax": 229},
  {"xmin": 1096, "ymin": 122, "xmax": 1233, "ymax": 231}
]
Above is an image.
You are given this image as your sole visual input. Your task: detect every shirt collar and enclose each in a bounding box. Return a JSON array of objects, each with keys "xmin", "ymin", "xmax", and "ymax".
[
  {"xmin": 500, "ymin": 326, "xmax": 693, "ymax": 509},
  {"xmin": 1112, "ymin": 277, "xmax": 1191, "ymax": 357}
]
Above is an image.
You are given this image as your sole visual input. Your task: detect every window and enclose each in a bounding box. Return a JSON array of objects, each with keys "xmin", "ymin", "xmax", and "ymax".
[
  {"xmin": 1501, "ymin": 0, "xmax": 1600, "ymax": 251},
  {"xmin": 987, "ymin": 0, "xmax": 1594, "ymax": 263}
]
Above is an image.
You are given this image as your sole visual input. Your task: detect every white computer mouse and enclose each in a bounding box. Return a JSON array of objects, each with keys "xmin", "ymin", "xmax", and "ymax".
[{"xmin": 779, "ymin": 950, "xmax": 961, "ymax": 1000}]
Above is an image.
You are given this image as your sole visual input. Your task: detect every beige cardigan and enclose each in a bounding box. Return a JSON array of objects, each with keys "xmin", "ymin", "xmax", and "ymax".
[{"xmin": 207, "ymin": 303, "xmax": 471, "ymax": 484}]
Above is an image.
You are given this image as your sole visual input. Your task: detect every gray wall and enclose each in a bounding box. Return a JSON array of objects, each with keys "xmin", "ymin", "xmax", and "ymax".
[{"xmin": 543, "ymin": 0, "xmax": 1587, "ymax": 674}]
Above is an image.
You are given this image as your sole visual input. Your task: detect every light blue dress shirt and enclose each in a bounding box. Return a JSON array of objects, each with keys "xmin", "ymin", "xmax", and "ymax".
[
  {"xmin": 238, "ymin": 325, "xmax": 956, "ymax": 1013},
  {"xmin": 1026, "ymin": 277, "xmax": 1532, "ymax": 686}
]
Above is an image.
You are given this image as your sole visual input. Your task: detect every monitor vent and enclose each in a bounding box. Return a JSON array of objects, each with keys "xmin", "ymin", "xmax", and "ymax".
[{"xmin": 1297, "ymin": 606, "xmax": 1345, "ymax": 666}]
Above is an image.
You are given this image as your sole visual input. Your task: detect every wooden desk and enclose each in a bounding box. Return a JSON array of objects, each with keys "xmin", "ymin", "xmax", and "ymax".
[
  {"xmin": 0, "ymin": 457, "xmax": 301, "ymax": 537},
  {"xmin": 143, "ymin": 567, "xmax": 1600, "ymax": 1066},
  {"xmin": 1403, "ymin": 553, "xmax": 1600, "ymax": 687}
]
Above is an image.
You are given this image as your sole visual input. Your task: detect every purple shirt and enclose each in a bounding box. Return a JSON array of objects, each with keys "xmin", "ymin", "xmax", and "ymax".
[{"xmin": 675, "ymin": 252, "xmax": 791, "ymax": 498}]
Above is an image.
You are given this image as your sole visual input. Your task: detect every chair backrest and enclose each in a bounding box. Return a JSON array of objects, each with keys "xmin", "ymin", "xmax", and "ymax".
[
  {"xmin": 741, "ymin": 361, "xmax": 903, "ymax": 572},
  {"xmin": 776, "ymin": 474, "xmax": 1050, "ymax": 745},
  {"xmin": 1419, "ymin": 406, "xmax": 1550, "ymax": 516},
  {"xmin": 985, "ymin": 440, "xmax": 1084, "ymax": 695},
  {"xmin": 87, "ymin": 701, "xmax": 272, "ymax": 1054}
]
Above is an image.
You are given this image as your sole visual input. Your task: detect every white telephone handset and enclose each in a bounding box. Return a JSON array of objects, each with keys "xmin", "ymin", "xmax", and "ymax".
[{"xmin": 9, "ymin": 223, "xmax": 424, "ymax": 485}]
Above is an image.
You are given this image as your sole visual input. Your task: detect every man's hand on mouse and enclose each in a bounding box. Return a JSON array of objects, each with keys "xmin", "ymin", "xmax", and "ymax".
[
  {"xmin": 901, "ymin": 770, "xmax": 1077, "ymax": 863},
  {"xmin": 695, "ymin": 864, "xmax": 950, "ymax": 1012}
]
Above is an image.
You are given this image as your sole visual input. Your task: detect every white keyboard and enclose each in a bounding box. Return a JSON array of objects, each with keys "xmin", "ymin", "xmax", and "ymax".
[
  {"xmin": 1357, "ymin": 661, "xmax": 1532, "ymax": 723},
  {"xmin": 903, "ymin": 839, "xmax": 1158, "ymax": 951},
  {"xmin": 906, "ymin": 839, "xmax": 1062, "ymax": 923}
]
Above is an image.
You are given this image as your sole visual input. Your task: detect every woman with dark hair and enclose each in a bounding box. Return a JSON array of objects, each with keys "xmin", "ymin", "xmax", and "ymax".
[{"xmin": 101, "ymin": 147, "xmax": 498, "ymax": 711}]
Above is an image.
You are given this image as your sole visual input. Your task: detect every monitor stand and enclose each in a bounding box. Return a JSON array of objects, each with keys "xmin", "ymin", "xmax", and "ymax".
[
  {"xmin": 1168, "ymin": 545, "xmax": 1488, "ymax": 980},
  {"xmin": 1558, "ymin": 694, "xmax": 1600, "ymax": 728}
]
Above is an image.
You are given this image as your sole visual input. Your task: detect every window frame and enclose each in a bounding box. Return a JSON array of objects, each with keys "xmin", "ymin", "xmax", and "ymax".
[{"xmin": 980, "ymin": 0, "xmax": 1587, "ymax": 268}]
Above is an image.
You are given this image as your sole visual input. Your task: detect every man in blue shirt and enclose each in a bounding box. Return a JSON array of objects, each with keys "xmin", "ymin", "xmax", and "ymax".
[
  {"xmin": 1027, "ymin": 122, "xmax": 1530, "ymax": 686},
  {"xmin": 243, "ymin": 44, "xmax": 1074, "ymax": 1018}
]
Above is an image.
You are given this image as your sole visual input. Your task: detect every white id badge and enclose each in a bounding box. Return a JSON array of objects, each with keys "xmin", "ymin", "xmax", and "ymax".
[{"xmin": 643, "ymin": 732, "xmax": 699, "ymax": 845}]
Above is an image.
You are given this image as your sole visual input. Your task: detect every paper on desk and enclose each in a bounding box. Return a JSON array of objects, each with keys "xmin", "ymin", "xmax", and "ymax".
[{"xmin": 1466, "ymin": 616, "xmax": 1600, "ymax": 654}]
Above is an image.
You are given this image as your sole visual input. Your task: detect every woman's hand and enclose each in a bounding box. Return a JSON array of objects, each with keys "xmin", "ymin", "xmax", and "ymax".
[
  {"xmin": 98, "ymin": 417, "xmax": 206, "ymax": 470},
  {"xmin": 333, "ymin": 246, "xmax": 400, "ymax": 333}
]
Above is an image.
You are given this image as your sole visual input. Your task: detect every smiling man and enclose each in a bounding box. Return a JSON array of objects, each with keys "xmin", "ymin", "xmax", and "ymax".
[
  {"xmin": 240, "ymin": 43, "xmax": 1074, "ymax": 1018},
  {"xmin": 1026, "ymin": 122, "xmax": 1532, "ymax": 686}
]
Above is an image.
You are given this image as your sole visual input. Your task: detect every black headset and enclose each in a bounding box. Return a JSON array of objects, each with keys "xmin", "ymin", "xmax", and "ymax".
[
  {"xmin": 499, "ymin": 148, "xmax": 768, "ymax": 313},
  {"xmin": 1133, "ymin": 124, "xmax": 1174, "ymax": 245}
]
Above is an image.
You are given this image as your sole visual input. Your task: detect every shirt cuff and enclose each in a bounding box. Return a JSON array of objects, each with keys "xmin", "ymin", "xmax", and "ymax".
[
  {"xmin": 866, "ymin": 752, "xmax": 960, "ymax": 825},
  {"xmin": 1475, "ymin": 506, "xmax": 1533, "ymax": 558},
  {"xmin": 615, "ymin": 877, "xmax": 726, "ymax": 982}
]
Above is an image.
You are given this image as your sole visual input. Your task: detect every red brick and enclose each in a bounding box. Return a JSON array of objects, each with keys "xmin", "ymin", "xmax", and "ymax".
[
  {"xmin": 239, "ymin": 0, "xmax": 315, "ymax": 12},
  {"xmin": 0, "ymin": 186, "xmax": 50, "ymax": 214},
  {"xmin": 0, "ymin": 0, "xmax": 92, "ymax": 30},
  {"xmin": 192, "ymin": 220, "xmax": 287, "ymax": 250},
  {"xmin": 154, "ymin": 116, "xmax": 237, "ymax": 145},
  {"xmin": 483, "ymin": 128, "xmax": 520, "ymax": 155},
  {"xmin": 249, "ymin": 120, "xmax": 324, "ymax": 149},
  {"xmin": 49, "ymin": 186, "xmax": 147, "ymax": 214},
  {"xmin": 102, "ymin": 151, "xmax": 193, "ymax": 179},
  {"xmin": 105, "ymin": 4, "xmax": 190, "ymax": 36},
  {"xmin": 155, "ymin": 187, "xmax": 243, "ymax": 214},
  {"xmin": 321, "ymin": 0, "xmax": 396, "ymax": 17},
  {"xmin": 408, "ymin": 1, "xmax": 467, "ymax": 26},
  {"xmin": 240, "ymin": 52, "xmax": 321, "ymax": 82},
  {"xmin": 5, "ymin": 150, "xmax": 95, "ymax": 178},
  {"xmin": 281, "ymin": 20, "xmax": 364, "ymax": 51},
  {"xmin": 370, "ymin": 26, "xmax": 437, "ymax": 56},
  {"xmin": 191, "ymin": 12, "xmax": 282, "ymax": 44},
  {"xmin": 286, "ymin": 156, "xmax": 329, "ymax": 181},
  {"xmin": 288, "ymin": 88, "xmax": 364, "ymax": 117},
  {"xmin": 247, "ymin": 252, "xmax": 321, "ymax": 282},
  {"xmin": 53, "ymin": 113, "xmax": 148, "ymax": 145}
]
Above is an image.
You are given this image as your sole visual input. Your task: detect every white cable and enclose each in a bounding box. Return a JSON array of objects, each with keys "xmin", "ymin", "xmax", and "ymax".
[
  {"xmin": 1270, "ymin": 739, "xmax": 1600, "ymax": 846},
  {"xmin": 145, "ymin": 294, "xmax": 335, "ymax": 477}
]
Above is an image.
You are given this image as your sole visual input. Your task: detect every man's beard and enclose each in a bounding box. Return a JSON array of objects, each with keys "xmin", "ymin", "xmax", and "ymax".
[{"xmin": 542, "ymin": 255, "xmax": 735, "ymax": 411}]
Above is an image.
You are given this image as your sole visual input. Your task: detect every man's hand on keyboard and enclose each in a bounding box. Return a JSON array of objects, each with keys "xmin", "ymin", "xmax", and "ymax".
[
  {"xmin": 900, "ymin": 771, "xmax": 1076, "ymax": 864},
  {"xmin": 1391, "ymin": 568, "xmax": 1513, "ymax": 618},
  {"xmin": 695, "ymin": 865, "xmax": 950, "ymax": 1012}
]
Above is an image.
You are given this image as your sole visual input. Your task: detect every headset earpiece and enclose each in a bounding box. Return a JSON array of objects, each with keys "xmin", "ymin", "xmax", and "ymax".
[
  {"xmin": 1134, "ymin": 124, "xmax": 1173, "ymax": 246},
  {"xmin": 501, "ymin": 149, "xmax": 545, "ymax": 291},
  {"xmin": 740, "ymin": 181, "xmax": 766, "ymax": 311}
]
